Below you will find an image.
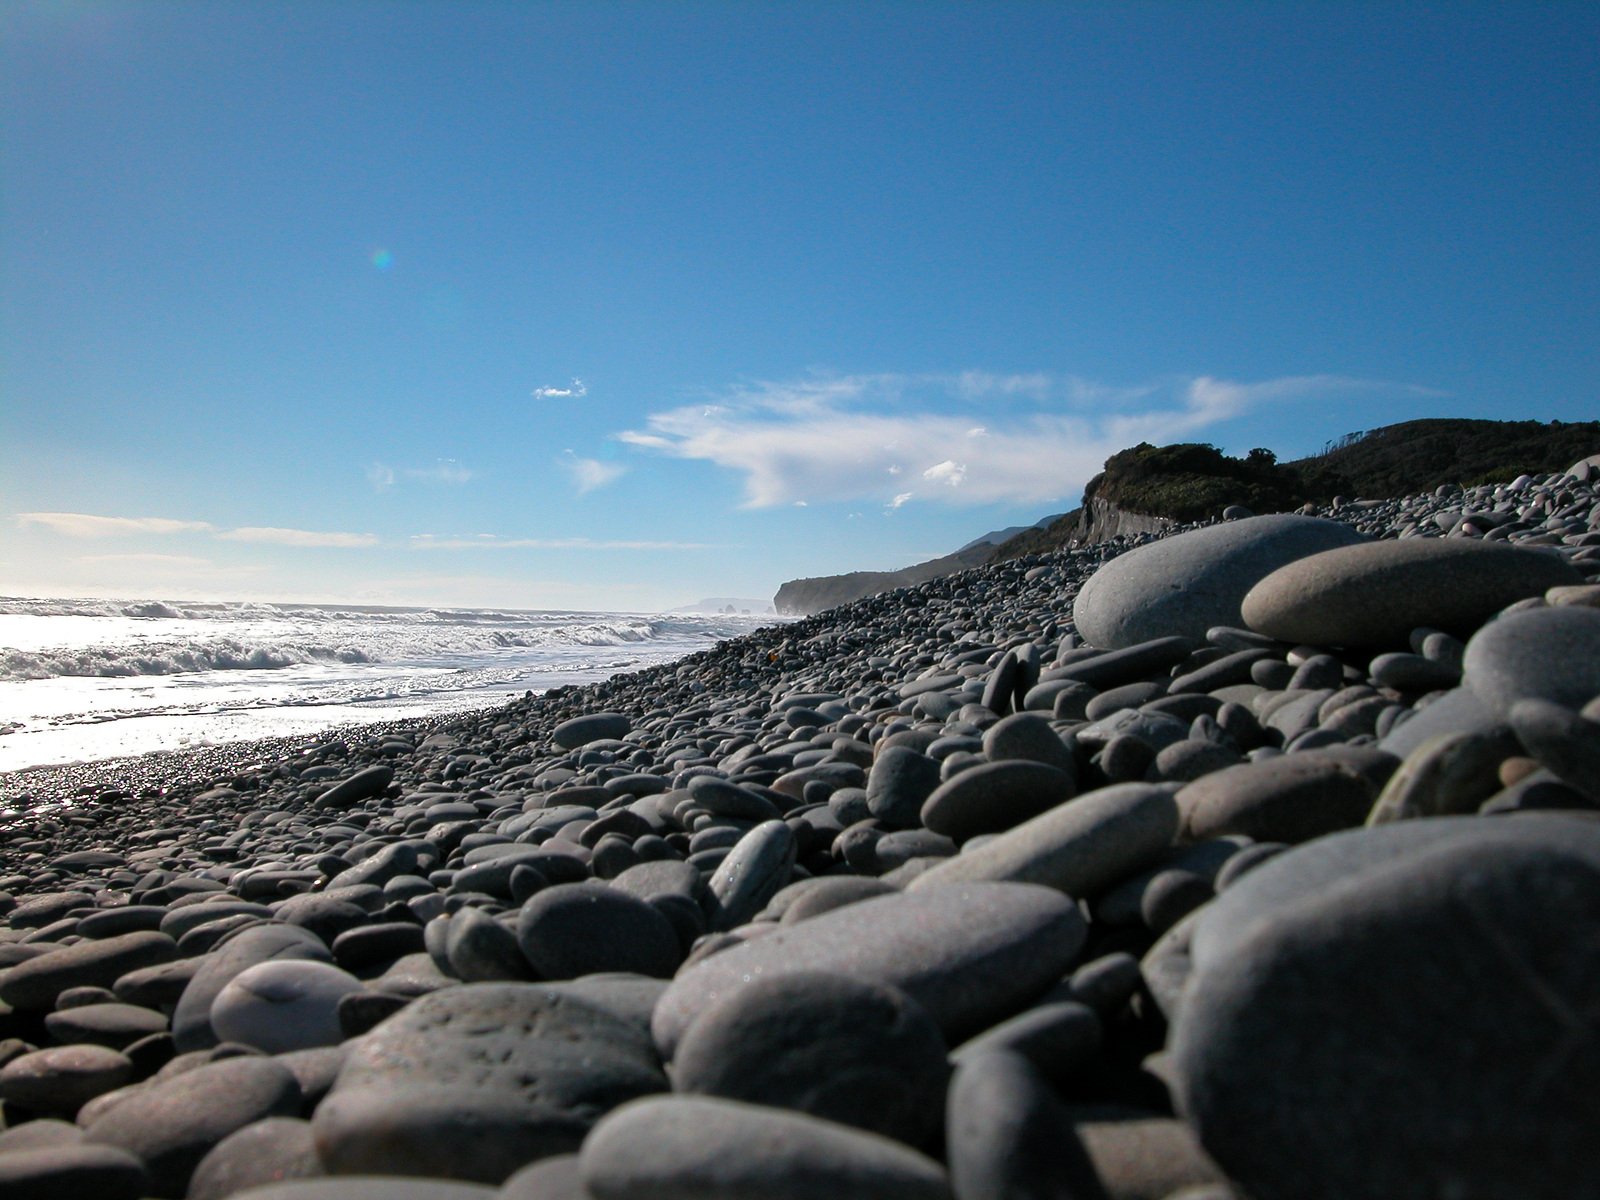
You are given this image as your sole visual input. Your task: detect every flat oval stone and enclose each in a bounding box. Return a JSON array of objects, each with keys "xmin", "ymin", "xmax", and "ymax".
[
  {"xmin": 0, "ymin": 1143, "xmax": 148, "ymax": 1200},
  {"xmin": 672, "ymin": 971, "xmax": 948, "ymax": 1148},
  {"xmin": 211, "ymin": 960, "xmax": 365, "ymax": 1053},
  {"xmin": 0, "ymin": 931, "xmax": 178, "ymax": 1011},
  {"xmin": 316, "ymin": 765, "xmax": 395, "ymax": 810},
  {"xmin": 921, "ymin": 760, "xmax": 1074, "ymax": 843},
  {"xmin": 1172, "ymin": 829, "xmax": 1600, "ymax": 1200},
  {"xmin": 159, "ymin": 901, "xmax": 275, "ymax": 941},
  {"xmin": 1463, "ymin": 604, "xmax": 1600, "ymax": 717},
  {"xmin": 685, "ymin": 776, "xmax": 782, "ymax": 821},
  {"xmin": 7, "ymin": 891, "xmax": 95, "ymax": 929},
  {"xmin": 580, "ymin": 1095, "xmax": 952, "ymax": 1200},
  {"xmin": 1509, "ymin": 698, "xmax": 1600, "ymax": 801},
  {"xmin": 980, "ymin": 711, "xmax": 1076, "ymax": 773},
  {"xmin": 1189, "ymin": 813, "xmax": 1600, "ymax": 978},
  {"xmin": 907, "ymin": 783, "xmax": 1180, "ymax": 900},
  {"xmin": 498, "ymin": 1155, "xmax": 584, "ymax": 1200},
  {"xmin": 1177, "ymin": 749, "xmax": 1395, "ymax": 844},
  {"xmin": 187, "ymin": 1117, "xmax": 324, "ymax": 1200},
  {"xmin": 1036, "ymin": 637, "xmax": 1196, "ymax": 692},
  {"xmin": 83, "ymin": 1055, "xmax": 301, "ymax": 1197},
  {"xmin": 652, "ymin": 882, "xmax": 1085, "ymax": 1059},
  {"xmin": 75, "ymin": 906, "xmax": 169, "ymax": 938},
  {"xmin": 516, "ymin": 883, "xmax": 681, "ymax": 979},
  {"xmin": 171, "ymin": 924, "xmax": 332, "ymax": 1053},
  {"xmin": 1074, "ymin": 515, "xmax": 1366, "ymax": 649},
  {"xmin": 947, "ymin": 1000, "xmax": 1101, "ymax": 1085},
  {"xmin": 553, "ymin": 713, "xmax": 632, "ymax": 750},
  {"xmin": 1241, "ymin": 538, "xmax": 1583, "ymax": 646},
  {"xmin": 0, "ymin": 1043, "xmax": 134, "ymax": 1115},
  {"xmin": 608, "ymin": 860, "xmax": 702, "ymax": 904},
  {"xmin": 42, "ymin": 1001, "xmax": 167, "ymax": 1050},
  {"xmin": 0, "ymin": 1119, "xmax": 86, "ymax": 1151},
  {"xmin": 775, "ymin": 876, "xmax": 900, "ymax": 924},
  {"xmin": 313, "ymin": 982, "xmax": 667, "ymax": 1183},
  {"xmin": 222, "ymin": 1181, "xmax": 494, "ymax": 1200}
]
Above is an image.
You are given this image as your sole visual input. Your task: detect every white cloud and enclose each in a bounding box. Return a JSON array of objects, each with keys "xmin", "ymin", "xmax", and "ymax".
[
  {"xmin": 17, "ymin": 513, "xmax": 214, "ymax": 538},
  {"xmin": 216, "ymin": 527, "xmax": 380, "ymax": 548},
  {"xmin": 366, "ymin": 463, "xmax": 397, "ymax": 492},
  {"xmin": 619, "ymin": 371, "xmax": 1427, "ymax": 509},
  {"xmin": 561, "ymin": 452, "xmax": 627, "ymax": 494},
  {"xmin": 533, "ymin": 378, "xmax": 588, "ymax": 400},
  {"xmin": 409, "ymin": 535, "xmax": 716, "ymax": 551}
]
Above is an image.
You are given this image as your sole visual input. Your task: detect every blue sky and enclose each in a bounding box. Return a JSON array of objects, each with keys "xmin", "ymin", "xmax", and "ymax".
[{"xmin": 3, "ymin": 1, "xmax": 1596, "ymax": 611}]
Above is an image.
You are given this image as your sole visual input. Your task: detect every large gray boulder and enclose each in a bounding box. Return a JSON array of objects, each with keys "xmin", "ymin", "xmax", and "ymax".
[{"xmin": 1072, "ymin": 515, "xmax": 1366, "ymax": 649}]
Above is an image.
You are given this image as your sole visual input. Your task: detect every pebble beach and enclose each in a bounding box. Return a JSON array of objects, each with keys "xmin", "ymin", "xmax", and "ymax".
[{"xmin": 2, "ymin": 467, "xmax": 1599, "ymax": 1200}]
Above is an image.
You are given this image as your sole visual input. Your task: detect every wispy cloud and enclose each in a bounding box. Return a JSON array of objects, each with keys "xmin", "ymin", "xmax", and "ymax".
[
  {"xmin": 17, "ymin": 513, "xmax": 215, "ymax": 538},
  {"xmin": 561, "ymin": 451, "xmax": 627, "ymax": 494},
  {"xmin": 217, "ymin": 527, "xmax": 380, "ymax": 548},
  {"xmin": 533, "ymin": 378, "xmax": 588, "ymax": 400},
  {"xmin": 367, "ymin": 460, "xmax": 474, "ymax": 491},
  {"xmin": 409, "ymin": 534, "xmax": 717, "ymax": 551},
  {"xmin": 620, "ymin": 371, "xmax": 1433, "ymax": 508},
  {"xmin": 74, "ymin": 553, "xmax": 215, "ymax": 567},
  {"xmin": 405, "ymin": 460, "xmax": 474, "ymax": 485},
  {"xmin": 19, "ymin": 512, "xmax": 379, "ymax": 549}
]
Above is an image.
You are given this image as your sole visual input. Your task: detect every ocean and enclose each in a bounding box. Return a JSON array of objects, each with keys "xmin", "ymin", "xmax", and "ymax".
[{"xmin": 0, "ymin": 596, "xmax": 774, "ymax": 773}]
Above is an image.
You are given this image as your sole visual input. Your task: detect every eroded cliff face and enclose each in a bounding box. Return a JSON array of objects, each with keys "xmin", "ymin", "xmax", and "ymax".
[
  {"xmin": 1071, "ymin": 496, "xmax": 1177, "ymax": 544},
  {"xmin": 772, "ymin": 544, "xmax": 996, "ymax": 616}
]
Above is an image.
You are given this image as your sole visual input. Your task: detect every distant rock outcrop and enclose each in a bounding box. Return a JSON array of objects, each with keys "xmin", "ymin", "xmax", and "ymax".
[{"xmin": 773, "ymin": 545, "xmax": 995, "ymax": 616}]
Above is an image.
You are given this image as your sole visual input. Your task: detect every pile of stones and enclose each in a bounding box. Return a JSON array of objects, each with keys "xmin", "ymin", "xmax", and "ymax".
[{"xmin": 1, "ymin": 466, "xmax": 1598, "ymax": 1200}]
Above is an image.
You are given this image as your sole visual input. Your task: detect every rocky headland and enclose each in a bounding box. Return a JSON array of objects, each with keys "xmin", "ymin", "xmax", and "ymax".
[
  {"xmin": 776, "ymin": 417, "xmax": 1600, "ymax": 614},
  {"xmin": 1, "ymin": 461, "xmax": 1599, "ymax": 1200}
]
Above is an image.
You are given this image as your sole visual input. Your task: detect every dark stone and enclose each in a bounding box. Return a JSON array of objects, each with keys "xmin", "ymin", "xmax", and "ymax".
[
  {"xmin": 0, "ymin": 932, "xmax": 178, "ymax": 1012},
  {"xmin": 0, "ymin": 1143, "xmax": 148, "ymax": 1200},
  {"xmin": 186, "ymin": 1116, "xmax": 325, "ymax": 1200},
  {"xmin": 921, "ymin": 759, "xmax": 1075, "ymax": 844},
  {"xmin": 313, "ymin": 983, "xmax": 667, "ymax": 1183},
  {"xmin": 82, "ymin": 1055, "xmax": 301, "ymax": 1197},
  {"xmin": 516, "ymin": 883, "xmax": 681, "ymax": 980},
  {"xmin": 653, "ymin": 882, "xmax": 1086, "ymax": 1058},
  {"xmin": 1173, "ymin": 824, "xmax": 1600, "ymax": 1200},
  {"xmin": 672, "ymin": 971, "xmax": 949, "ymax": 1148},
  {"xmin": 580, "ymin": 1095, "xmax": 951, "ymax": 1200}
]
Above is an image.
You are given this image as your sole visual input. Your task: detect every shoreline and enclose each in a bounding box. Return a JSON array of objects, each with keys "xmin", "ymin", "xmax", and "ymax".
[
  {"xmin": 0, "ymin": 709, "xmax": 474, "ymax": 814},
  {"xmin": 0, "ymin": 474, "xmax": 1596, "ymax": 1197}
]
